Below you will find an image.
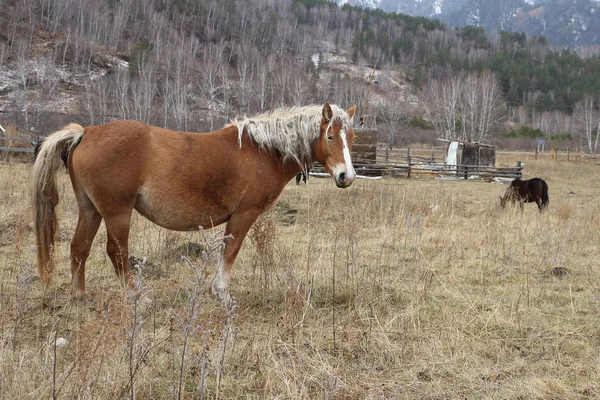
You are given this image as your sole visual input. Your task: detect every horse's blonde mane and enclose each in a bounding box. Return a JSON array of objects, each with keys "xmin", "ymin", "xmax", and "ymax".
[{"xmin": 228, "ymin": 105, "xmax": 353, "ymax": 166}]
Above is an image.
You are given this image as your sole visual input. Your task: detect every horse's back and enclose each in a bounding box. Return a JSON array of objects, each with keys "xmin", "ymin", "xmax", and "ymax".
[
  {"xmin": 520, "ymin": 177, "xmax": 548, "ymax": 204},
  {"xmin": 527, "ymin": 178, "xmax": 547, "ymax": 194}
]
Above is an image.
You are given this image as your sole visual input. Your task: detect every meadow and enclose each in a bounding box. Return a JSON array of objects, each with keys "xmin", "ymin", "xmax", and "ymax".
[{"xmin": 0, "ymin": 153, "xmax": 599, "ymax": 399}]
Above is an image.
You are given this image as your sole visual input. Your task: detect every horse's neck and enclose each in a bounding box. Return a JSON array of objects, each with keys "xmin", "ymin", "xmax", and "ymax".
[
  {"xmin": 282, "ymin": 161, "xmax": 307, "ymax": 183},
  {"xmin": 236, "ymin": 124, "xmax": 313, "ymax": 183}
]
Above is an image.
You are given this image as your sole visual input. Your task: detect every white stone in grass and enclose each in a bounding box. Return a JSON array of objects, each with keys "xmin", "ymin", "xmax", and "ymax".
[{"xmin": 55, "ymin": 337, "xmax": 68, "ymax": 347}]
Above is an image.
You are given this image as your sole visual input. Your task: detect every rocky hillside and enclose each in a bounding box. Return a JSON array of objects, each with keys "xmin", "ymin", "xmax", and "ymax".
[{"xmin": 2, "ymin": 0, "xmax": 600, "ymax": 147}]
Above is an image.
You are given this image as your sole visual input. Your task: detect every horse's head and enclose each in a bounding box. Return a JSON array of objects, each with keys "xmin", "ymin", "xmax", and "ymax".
[
  {"xmin": 499, "ymin": 196, "xmax": 506, "ymax": 209},
  {"xmin": 313, "ymin": 103, "xmax": 357, "ymax": 188}
]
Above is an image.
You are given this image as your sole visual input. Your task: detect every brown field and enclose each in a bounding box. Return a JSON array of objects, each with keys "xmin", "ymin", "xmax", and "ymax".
[{"xmin": 1, "ymin": 153, "xmax": 599, "ymax": 399}]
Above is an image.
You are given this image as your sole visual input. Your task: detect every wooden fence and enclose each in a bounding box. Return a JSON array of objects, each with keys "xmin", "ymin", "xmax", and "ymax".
[
  {"xmin": 313, "ymin": 161, "xmax": 523, "ymax": 180},
  {"xmin": 0, "ymin": 137, "xmax": 35, "ymax": 154},
  {"xmin": 1, "ymin": 135, "xmax": 522, "ymax": 181}
]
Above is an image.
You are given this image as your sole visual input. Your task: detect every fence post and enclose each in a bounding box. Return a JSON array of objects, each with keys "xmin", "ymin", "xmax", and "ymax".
[
  {"xmin": 517, "ymin": 161, "xmax": 522, "ymax": 179},
  {"xmin": 567, "ymin": 147, "xmax": 570, "ymax": 162},
  {"xmin": 464, "ymin": 165, "xmax": 468, "ymax": 180},
  {"xmin": 407, "ymin": 147, "xmax": 411, "ymax": 164},
  {"xmin": 535, "ymin": 146, "xmax": 538, "ymax": 160}
]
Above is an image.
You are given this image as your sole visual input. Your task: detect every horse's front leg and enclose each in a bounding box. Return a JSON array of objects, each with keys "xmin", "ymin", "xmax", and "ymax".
[{"xmin": 212, "ymin": 208, "xmax": 262, "ymax": 297}]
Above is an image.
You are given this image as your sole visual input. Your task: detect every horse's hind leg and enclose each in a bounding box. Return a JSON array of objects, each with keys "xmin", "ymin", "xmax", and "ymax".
[
  {"xmin": 70, "ymin": 205, "xmax": 102, "ymax": 299},
  {"xmin": 104, "ymin": 210, "xmax": 135, "ymax": 293},
  {"xmin": 536, "ymin": 199, "xmax": 546, "ymax": 212}
]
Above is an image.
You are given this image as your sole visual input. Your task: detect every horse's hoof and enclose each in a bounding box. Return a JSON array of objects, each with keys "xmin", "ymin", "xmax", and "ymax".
[
  {"xmin": 213, "ymin": 288, "xmax": 232, "ymax": 305},
  {"xmin": 211, "ymin": 284, "xmax": 224, "ymax": 297},
  {"xmin": 211, "ymin": 272, "xmax": 229, "ymax": 294},
  {"xmin": 211, "ymin": 283, "xmax": 232, "ymax": 303},
  {"xmin": 71, "ymin": 290, "xmax": 86, "ymax": 301}
]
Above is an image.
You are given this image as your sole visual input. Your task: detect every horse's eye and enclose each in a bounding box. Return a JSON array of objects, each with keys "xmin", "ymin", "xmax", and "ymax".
[{"xmin": 327, "ymin": 135, "xmax": 334, "ymax": 142}]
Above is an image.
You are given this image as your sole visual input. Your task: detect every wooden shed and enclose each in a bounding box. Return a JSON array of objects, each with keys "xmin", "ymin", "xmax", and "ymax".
[
  {"xmin": 440, "ymin": 139, "xmax": 496, "ymax": 167},
  {"xmin": 351, "ymin": 128, "xmax": 377, "ymax": 163}
]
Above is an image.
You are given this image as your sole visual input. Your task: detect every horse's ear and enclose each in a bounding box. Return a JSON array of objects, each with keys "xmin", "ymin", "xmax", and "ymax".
[
  {"xmin": 346, "ymin": 105, "xmax": 356, "ymax": 119},
  {"xmin": 322, "ymin": 103, "xmax": 333, "ymax": 123}
]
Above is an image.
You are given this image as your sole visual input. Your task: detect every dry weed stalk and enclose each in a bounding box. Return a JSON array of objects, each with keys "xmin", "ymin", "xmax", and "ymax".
[
  {"xmin": 123, "ymin": 280, "xmax": 153, "ymax": 400},
  {"xmin": 175, "ymin": 227, "xmax": 231, "ymax": 399},
  {"xmin": 249, "ymin": 212, "xmax": 278, "ymax": 288}
]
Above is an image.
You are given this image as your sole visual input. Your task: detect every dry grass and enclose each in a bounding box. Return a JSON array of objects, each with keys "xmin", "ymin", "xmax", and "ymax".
[{"xmin": 1, "ymin": 153, "xmax": 600, "ymax": 399}]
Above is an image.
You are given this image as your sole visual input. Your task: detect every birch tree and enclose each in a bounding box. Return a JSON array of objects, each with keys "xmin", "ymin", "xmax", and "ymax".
[
  {"xmin": 378, "ymin": 94, "xmax": 410, "ymax": 160},
  {"xmin": 424, "ymin": 70, "xmax": 505, "ymax": 142},
  {"xmin": 130, "ymin": 58, "xmax": 157, "ymax": 124},
  {"xmin": 476, "ymin": 70, "xmax": 505, "ymax": 142},
  {"xmin": 422, "ymin": 77, "xmax": 460, "ymax": 140},
  {"xmin": 574, "ymin": 96, "xmax": 600, "ymax": 154}
]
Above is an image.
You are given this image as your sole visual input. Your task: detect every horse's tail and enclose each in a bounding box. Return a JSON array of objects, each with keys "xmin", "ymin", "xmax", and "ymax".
[{"xmin": 32, "ymin": 123, "xmax": 85, "ymax": 284}]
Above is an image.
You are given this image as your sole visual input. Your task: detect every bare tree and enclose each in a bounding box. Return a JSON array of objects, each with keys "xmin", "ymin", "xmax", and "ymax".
[
  {"xmin": 290, "ymin": 73, "xmax": 313, "ymax": 107},
  {"xmin": 14, "ymin": 41, "xmax": 31, "ymax": 128},
  {"xmin": 476, "ymin": 70, "xmax": 505, "ymax": 142},
  {"xmin": 378, "ymin": 94, "xmax": 411, "ymax": 160},
  {"xmin": 424, "ymin": 70, "xmax": 505, "ymax": 142},
  {"xmin": 113, "ymin": 70, "xmax": 130, "ymax": 120},
  {"xmin": 236, "ymin": 49, "xmax": 254, "ymax": 114},
  {"xmin": 0, "ymin": 42, "xmax": 7, "ymax": 70},
  {"xmin": 460, "ymin": 72, "xmax": 477, "ymax": 140},
  {"xmin": 31, "ymin": 56, "xmax": 60, "ymax": 130},
  {"xmin": 574, "ymin": 96, "xmax": 600, "ymax": 154},
  {"xmin": 199, "ymin": 42, "xmax": 226, "ymax": 131},
  {"xmin": 84, "ymin": 83, "xmax": 96, "ymax": 125},
  {"xmin": 130, "ymin": 58, "xmax": 157, "ymax": 124},
  {"xmin": 256, "ymin": 55, "xmax": 274, "ymax": 111},
  {"xmin": 95, "ymin": 77, "xmax": 110, "ymax": 124},
  {"xmin": 272, "ymin": 57, "xmax": 290, "ymax": 107},
  {"xmin": 422, "ymin": 77, "xmax": 460, "ymax": 140},
  {"xmin": 441, "ymin": 75, "xmax": 461, "ymax": 140}
]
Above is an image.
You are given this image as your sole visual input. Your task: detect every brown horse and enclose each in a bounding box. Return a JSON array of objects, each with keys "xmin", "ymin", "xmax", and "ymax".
[
  {"xmin": 500, "ymin": 177, "xmax": 549, "ymax": 212},
  {"xmin": 33, "ymin": 103, "xmax": 357, "ymax": 299}
]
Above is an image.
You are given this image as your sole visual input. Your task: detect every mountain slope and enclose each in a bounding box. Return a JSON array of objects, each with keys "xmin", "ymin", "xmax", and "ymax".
[{"xmin": 338, "ymin": 0, "xmax": 600, "ymax": 48}]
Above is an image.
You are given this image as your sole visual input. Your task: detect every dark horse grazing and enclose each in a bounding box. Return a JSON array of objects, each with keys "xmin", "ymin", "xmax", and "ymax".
[
  {"xmin": 295, "ymin": 166, "xmax": 312, "ymax": 185},
  {"xmin": 500, "ymin": 178, "xmax": 549, "ymax": 212},
  {"xmin": 33, "ymin": 103, "xmax": 357, "ymax": 299}
]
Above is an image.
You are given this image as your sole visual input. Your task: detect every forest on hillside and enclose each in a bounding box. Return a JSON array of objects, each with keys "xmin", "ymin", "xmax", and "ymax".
[{"xmin": 1, "ymin": 0, "xmax": 600, "ymax": 150}]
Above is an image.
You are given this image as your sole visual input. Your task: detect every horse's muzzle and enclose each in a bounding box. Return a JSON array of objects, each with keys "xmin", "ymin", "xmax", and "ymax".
[{"xmin": 335, "ymin": 171, "xmax": 355, "ymax": 188}]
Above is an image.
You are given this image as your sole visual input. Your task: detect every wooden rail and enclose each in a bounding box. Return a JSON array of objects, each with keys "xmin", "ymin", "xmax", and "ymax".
[
  {"xmin": 0, "ymin": 137, "xmax": 35, "ymax": 142},
  {"xmin": 312, "ymin": 161, "xmax": 522, "ymax": 180},
  {"xmin": 0, "ymin": 146, "xmax": 34, "ymax": 153},
  {"xmin": 0, "ymin": 137, "xmax": 37, "ymax": 156}
]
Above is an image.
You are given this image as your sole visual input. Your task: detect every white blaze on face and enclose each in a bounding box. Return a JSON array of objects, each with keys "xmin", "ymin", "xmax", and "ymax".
[{"xmin": 334, "ymin": 129, "xmax": 355, "ymax": 184}]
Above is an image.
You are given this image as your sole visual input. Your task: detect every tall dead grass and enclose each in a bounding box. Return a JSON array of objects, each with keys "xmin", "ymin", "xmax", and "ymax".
[{"xmin": 0, "ymin": 154, "xmax": 599, "ymax": 398}]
